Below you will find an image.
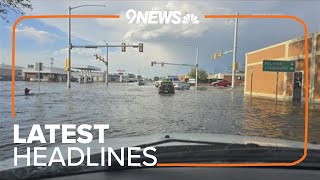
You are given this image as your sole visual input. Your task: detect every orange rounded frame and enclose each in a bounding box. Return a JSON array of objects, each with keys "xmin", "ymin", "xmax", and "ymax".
[{"xmin": 11, "ymin": 14, "xmax": 309, "ymax": 167}]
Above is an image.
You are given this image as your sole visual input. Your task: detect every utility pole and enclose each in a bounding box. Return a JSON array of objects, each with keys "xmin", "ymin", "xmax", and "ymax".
[
  {"xmin": 67, "ymin": 4, "xmax": 106, "ymax": 89},
  {"xmin": 67, "ymin": 6, "xmax": 71, "ymax": 89},
  {"xmin": 103, "ymin": 40, "xmax": 109, "ymax": 85},
  {"xmin": 195, "ymin": 46, "xmax": 199, "ymax": 91},
  {"xmin": 50, "ymin": 58, "xmax": 54, "ymax": 81},
  {"xmin": 50, "ymin": 58, "xmax": 54, "ymax": 72},
  {"xmin": 231, "ymin": 12, "xmax": 238, "ymax": 89}
]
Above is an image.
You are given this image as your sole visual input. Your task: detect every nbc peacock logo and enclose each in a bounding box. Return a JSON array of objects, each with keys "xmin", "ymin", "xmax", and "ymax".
[{"xmin": 182, "ymin": 14, "xmax": 199, "ymax": 24}]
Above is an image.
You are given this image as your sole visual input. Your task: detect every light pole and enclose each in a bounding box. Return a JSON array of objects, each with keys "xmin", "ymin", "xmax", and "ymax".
[
  {"xmin": 68, "ymin": 6, "xmax": 71, "ymax": 88},
  {"xmin": 231, "ymin": 12, "xmax": 238, "ymax": 89},
  {"xmin": 68, "ymin": 4, "xmax": 106, "ymax": 89},
  {"xmin": 50, "ymin": 58, "xmax": 54, "ymax": 81},
  {"xmin": 50, "ymin": 58, "xmax": 54, "ymax": 72},
  {"xmin": 103, "ymin": 40, "xmax": 109, "ymax": 85},
  {"xmin": 183, "ymin": 45, "xmax": 199, "ymax": 91},
  {"xmin": 195, "ymin": 46, "xmax": 199, "ymax": 91}
]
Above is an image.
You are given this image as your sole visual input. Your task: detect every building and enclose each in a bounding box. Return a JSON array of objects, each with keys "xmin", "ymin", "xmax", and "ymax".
[
  {"xmin": 207, "ymin": 73, "xmax": 224, "ymax": 80},
  {"xmin": 108, "ymin": 73, "xmax": 121, "ymax": 82},
  {"xmin": 0, "ymin": 63, "xmax": 24, "ymax": 81},
  {"xmin": 179, "ymin": 74, "xmax": 189, "ymax": 81},
  {"xmin": 23, "ymin": 64, "xmax": 67, "ymax": 82},
  {"xmin": 167, "ymin": 75, "xmax": 179, "ymax": 81},
  {"xmin": 72, "ymin": 66, "xmax": 103, "ymax": 83},
  {"xmin": 245, "ymin": 32, "xmax": 320, "ymax": 103},
  {"xmin": 207, "ymin": 73, "xmax": 245, "ymax": 85},
  {"xmin": 91, "ymin": 72, "xmax": 105, "ymax": 82},
  {"xmin": 223, "ymin": 73, "xmax": 245, "ymax": 86},
  {"xmin": 72, "ymin": 71, "xmax": 105, "ymax": 83}
]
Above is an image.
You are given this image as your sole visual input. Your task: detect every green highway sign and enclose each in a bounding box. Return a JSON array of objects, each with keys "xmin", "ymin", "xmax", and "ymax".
[{"xmin": 262, "ymin": 60, "xmax": 295, "ymax": 72}]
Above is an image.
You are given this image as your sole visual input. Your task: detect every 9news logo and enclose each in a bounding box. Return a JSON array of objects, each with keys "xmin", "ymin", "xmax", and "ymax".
[{"xmin": 126, "ymin": 9, "xmax": 200, "ymax": 24}]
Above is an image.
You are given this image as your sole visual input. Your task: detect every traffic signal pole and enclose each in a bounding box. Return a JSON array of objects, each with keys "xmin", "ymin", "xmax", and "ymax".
[
  {"xmin": 67, "ymin": 4, "xmax": 106, "ymax": 89},
  {"xmin": 231, "ymin": 12, "xmax": 238, "ymax": 89},
  {"xmin": 195, "ymin": 46, "xmax": 199, "ymax": 91},
  {"xmin": 151, "ymin": 62, "xmax": 195, "ymax": 67},
  {"xmin": 103, "ymin": 40, "xmax": 109, "ymax": 85},
  {"xmin": 67, "ymin": 6, "xmax": 71, "ymax": 89}
]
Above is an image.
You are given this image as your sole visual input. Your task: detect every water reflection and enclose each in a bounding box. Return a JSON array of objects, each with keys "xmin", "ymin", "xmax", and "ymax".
[{"xmin": 241, "ymin": 96, "xmax": 306, "ymax": 141}]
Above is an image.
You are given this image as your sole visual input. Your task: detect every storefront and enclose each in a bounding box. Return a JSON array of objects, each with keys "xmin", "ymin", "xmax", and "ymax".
[{"xmin": 244, "ymin": 32, "xmax": 320, "ymax": 103}]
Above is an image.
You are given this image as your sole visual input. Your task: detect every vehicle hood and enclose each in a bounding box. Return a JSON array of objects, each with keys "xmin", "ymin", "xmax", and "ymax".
[{"xmin": 0, "ymin": 133, "xmax": 318, "ymax": 171}]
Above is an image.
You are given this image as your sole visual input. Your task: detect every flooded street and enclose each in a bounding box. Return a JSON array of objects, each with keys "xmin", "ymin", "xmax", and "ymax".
[{"xmin": 0, "ymin": 81, "xmax": 319, "ymax": 160}]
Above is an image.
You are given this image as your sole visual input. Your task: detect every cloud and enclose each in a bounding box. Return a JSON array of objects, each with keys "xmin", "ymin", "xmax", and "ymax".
[
  {"xmin": 5, "ymin": 0, "xmax": 320, "ymax": 78},
  {"xmin": 99, "ymin": 1, "xmax": 233, "ymax": 41},
  {"xmin": 15, "ymin": 26, "xmax": 59, "ymax": 43},
  {"xmin": 53, "ymin": 48, "xmax": 103, "ymax": 57}
]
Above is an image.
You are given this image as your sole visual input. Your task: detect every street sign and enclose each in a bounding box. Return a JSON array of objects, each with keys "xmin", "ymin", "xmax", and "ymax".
[{"xmin": 263, "ymin": 60, "xmax": 295, "ymax": 72}]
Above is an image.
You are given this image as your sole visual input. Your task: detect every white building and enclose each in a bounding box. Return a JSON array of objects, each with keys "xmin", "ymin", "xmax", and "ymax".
[
  {"xmin": 23, "ymin": 64, "xmax": 67, "ymax": 82},
  {"xmin": 0, "ymin": 63, "xmax": 24, "ymax": 81}
]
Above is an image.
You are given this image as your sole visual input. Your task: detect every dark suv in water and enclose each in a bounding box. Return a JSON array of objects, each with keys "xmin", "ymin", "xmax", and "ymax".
[{"xmin": 158, "ymin": 81, "xmax": 175, "ymax": 94}]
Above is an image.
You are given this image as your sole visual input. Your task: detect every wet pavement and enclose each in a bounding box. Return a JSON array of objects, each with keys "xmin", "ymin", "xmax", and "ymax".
[{"xmin": 0, "ymin": 81, "xmax": 319, "ymax": 160}]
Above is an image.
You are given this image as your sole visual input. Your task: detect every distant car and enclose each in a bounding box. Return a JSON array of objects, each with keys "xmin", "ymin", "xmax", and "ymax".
[
  {"xmin": 211, "ymin": 80, "xmax": 231, "ymax": 87},
  {"xmin": 138, "ymin": 80, "xmax": 146, "ymax": 86},
  {"xmin": 188, "ymin": 78, "xmax": 196, "ymax": 86},
  {"xmin": 158, "ymin": 81, "xmax": 175, "ymax": 94},
  {"xmin": 173, "ymin": 81, "xmax": 190, "ymax": 90}
]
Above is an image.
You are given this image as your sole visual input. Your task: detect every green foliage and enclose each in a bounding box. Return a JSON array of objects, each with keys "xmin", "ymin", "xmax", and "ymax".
[
  {"xmin": 0, "ymin": 0, "xmax": 32, "ymax": 23},
  {"xmin": 188, "ymin": 68, "xmax": 208, "ymax": 82},
  {"xmin": 153, "ymin": 76, "xmax": 160, "ymax": 81}
]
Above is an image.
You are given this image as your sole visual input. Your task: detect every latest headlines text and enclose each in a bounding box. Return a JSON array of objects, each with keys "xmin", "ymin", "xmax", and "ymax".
[{"xmin": 13, "ymin": 124, "xmax": 157, "ymax": 167}]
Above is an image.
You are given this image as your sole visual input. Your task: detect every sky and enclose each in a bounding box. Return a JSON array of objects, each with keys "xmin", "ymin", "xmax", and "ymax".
[{"xmin": 1, "ymin": 0, "xmax": 320, "ymax": 78}]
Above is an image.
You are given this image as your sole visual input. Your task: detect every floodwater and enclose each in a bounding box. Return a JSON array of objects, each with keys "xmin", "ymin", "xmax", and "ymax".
[{"xmin": 0, "ymin": 81, "xmax": 319, "ymax": 160}]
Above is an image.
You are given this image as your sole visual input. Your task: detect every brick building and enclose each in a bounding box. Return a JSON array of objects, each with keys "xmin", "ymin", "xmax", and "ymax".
[{"xmin": 245, "ymin": 32, "xmax": 320, "ymax": 103}]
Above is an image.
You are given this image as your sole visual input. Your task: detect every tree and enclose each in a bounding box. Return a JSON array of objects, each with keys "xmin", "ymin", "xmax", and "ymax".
[
  {"xmin": 153, "ymin": 76, "xmax": 159, "ymax": 81},
  {"xmin": 0, "ymin": 0, "xmax": 32, "ymax": 23},
  {"xmin": 188, "ymin": 68, "xmax": 208, "ymax": 82}
]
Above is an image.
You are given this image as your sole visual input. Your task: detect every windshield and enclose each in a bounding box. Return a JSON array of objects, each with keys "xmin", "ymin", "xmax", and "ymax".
[{"xmin": 1, "ymin": 0, "xmax": 320, "ymax": 178}]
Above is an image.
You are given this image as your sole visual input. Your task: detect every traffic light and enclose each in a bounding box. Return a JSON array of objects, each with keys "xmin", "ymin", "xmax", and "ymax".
[
  {"xmin": 64, "ymin": 58, "xmax": 69, "ymax": 72},
  {"xmin": 139, "ymin": 43, "xmax": 143, "ymax": 52},
  {"xmin": 233, "ymin": 62, "xmax": 238, "ymax": 71},
  {"xmin": 94, "ymin": 54, "xmax": 105, "ymax": 62},
  {"xmin": 211, "ymin": 51, "xmax": 223, "ymax": 61},
  {"xmin": 217, "ymin": 51, "xmax": 222, "ymax": 58},
  {"xmin": 161, "ymin": 62, "xmax": 164, "ymax": 67},
  {"xmin": 122, "ymin": 43, "xmax": 126, "ymax": 52},
  {"xmin": 211, "ymin": 53, "xmax": 217, "ymax": 60},
  {"xmin": 210, "ymin": 54, "xmax": 214, "ymax": 61}
]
